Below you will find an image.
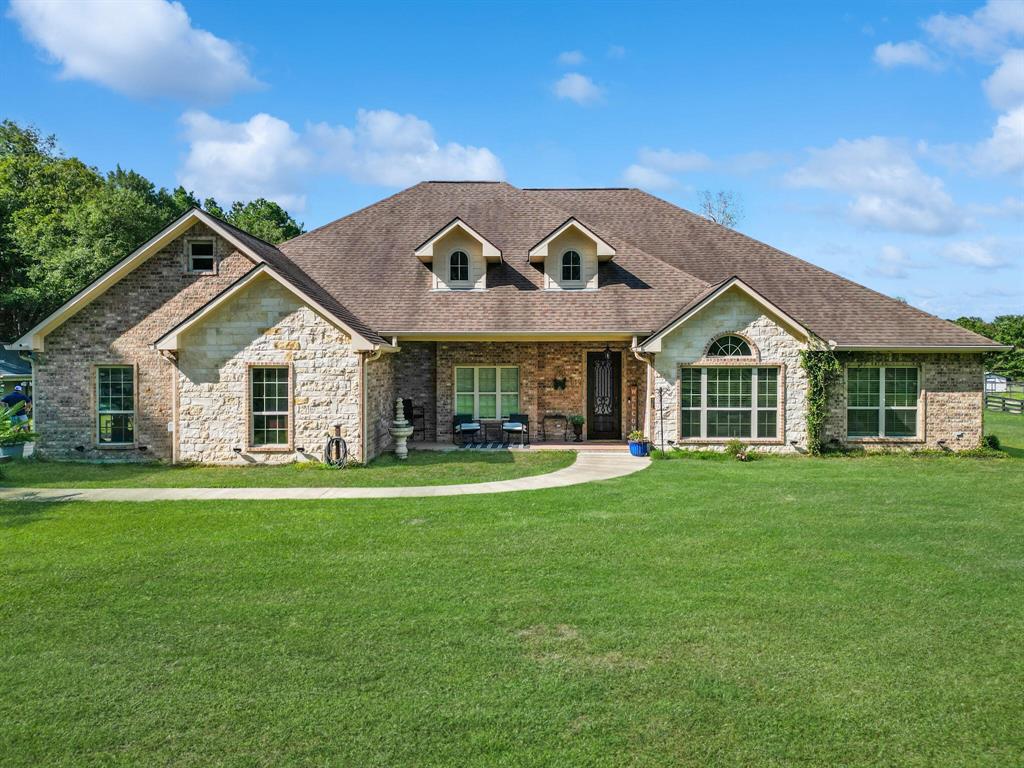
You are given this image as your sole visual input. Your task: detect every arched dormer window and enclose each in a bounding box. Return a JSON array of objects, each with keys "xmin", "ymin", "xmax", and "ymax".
[
  {"xmin": 449, "ymin": 250, "xmax": 469, "ymax": 283},
  {"xmin": 707, "ymin": 334, "xmax": 753, "ymax": 357},
  {"xmin": 561, "ymin": 250, "xmax": 582, "ymax": 282}
]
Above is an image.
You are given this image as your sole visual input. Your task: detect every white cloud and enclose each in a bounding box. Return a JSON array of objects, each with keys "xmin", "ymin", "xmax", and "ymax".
[
  {"xmin": 923, "ymin": 0, "xmax": 1024, "ymax": 58},
  {"xmin": 622, "ymin": 164, "xmax": 677, "ymax": 190},
  {"xmin": 310, "ymin": 109, "xmax": 505, "ymax": 187},
  {"xmin": 636, "ymin": 148, "xmax": 712, "ymax": 173},
  {"xmin": 620, "ymin": 147, "xmax": 712, "ymax": 189},
  {"xmin": 179, "ymin": 108, "xmax": 505, "ymax": 207},
  {"xmin": 873, "ymin": 41, "xmax": 941, "ymax": 70},
  {"xmin": 179, "ymin": 112, "xmax": 312, "ymax": 209},
  {"xmin": 8, "ymin": 0, "xmax": 259, "ymax": 101},
  {"xmin": 984, "ymin": 49, "xmax": 1024, "ymax": 109},
  {"xmin": 553, "ymin": 73, "xmax": 604, "ymax": 105},
  {"xmin": 557, "ymin": 50, "xmax": 585, "ymax": 66},
  {"xmin": 868, "ymin": 244, "xmax": 931, "ymax": 279},
  {"xmin": 786, "ymin": 137, "xmax": 964, "ymax": 235},
  {"xmin": 943, "ymin": 240, "xmax": 1010, "ymax": 269},
  {"xmin": 971, "ymin": 106, "xmax": 1024, "ymax": 174}
]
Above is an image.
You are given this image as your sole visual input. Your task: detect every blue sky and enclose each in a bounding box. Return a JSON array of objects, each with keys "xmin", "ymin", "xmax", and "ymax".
[{"xmin": 2, "ymin": 0, "xmax": 1021, "ymax": 319}]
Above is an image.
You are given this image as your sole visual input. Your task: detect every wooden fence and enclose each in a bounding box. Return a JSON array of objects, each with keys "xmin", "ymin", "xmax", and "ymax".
[{"xmin": 986, "ymin": 394, "xmax": 1024, "ymax": 415}]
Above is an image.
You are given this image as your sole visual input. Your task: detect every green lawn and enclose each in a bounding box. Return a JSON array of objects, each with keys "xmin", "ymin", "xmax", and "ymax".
[
  {"xmin": 0, "ymin": 449, "xmax": 575, "ymax": 488},
  {"xmin": 986, "ymin": 408, "xmax": 1024, "ymax": 458},
  {"xmin": 3, "ymin": 449, "xmax": 1023, "ymax": 767}
]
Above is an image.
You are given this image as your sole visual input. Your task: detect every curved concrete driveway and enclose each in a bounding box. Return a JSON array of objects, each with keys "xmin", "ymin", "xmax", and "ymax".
[{"xmin": 0, "ymin": 452, "xmax": 650, "ymax": 502}]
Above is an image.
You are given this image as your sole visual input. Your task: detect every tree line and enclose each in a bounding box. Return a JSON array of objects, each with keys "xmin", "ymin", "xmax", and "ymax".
[{"xmin": 0, "ymin": 120, "xmax": 302, "ymax": 340}]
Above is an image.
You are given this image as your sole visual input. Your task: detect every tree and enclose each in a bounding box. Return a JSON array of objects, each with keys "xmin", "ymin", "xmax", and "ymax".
[
  {"xmin": 206, "ymin": 198, "xmax": 303, "ymax": 243},
  {"xmin": 0, "ymin": 120, "xmax": 304, "ymax": 340},
  {"xmin": 953, "ymin": 315, "xmax": 1024, "ymax": 379},
  {"xmin": 698, "ymin": 189, "xmax": 743, "ymax": 229}
]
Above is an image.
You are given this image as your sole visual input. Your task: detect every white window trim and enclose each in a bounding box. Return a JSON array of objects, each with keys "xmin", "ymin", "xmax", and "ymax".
[
  {"xmin": 448, "ymin": 249, "xmax": 471, "ymax": 286},
  {"xmin": 678, "ymin": 364, "xmax": 784, "ymax": 443},
  {"xmin": 95, "ymin": 364, "xmax": 136, "ymax": 448},
  {"xmin": 185, "ymin": 236, "xmax": 217, "ymax": 275},
  {"xmin": 248, "ymin": 364, "xmax": 293, "ymax": 451},
  {"xmin": 560, "ymin": 249, "xmax": 583, "ymax": 286},
  {"xmin": 845, "ymin": 365, "xmax": 921, "ymax": 440},
  {"xmin": 453, "ymin": 365, "xmax": 520, "ymax": 420}
]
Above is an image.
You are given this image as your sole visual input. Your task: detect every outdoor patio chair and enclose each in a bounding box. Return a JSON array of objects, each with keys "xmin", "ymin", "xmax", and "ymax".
[
  {"xmin": 402, "ymin": 398, "xmax": 426, "ymax": 441},
  {"xmin": 453, "ymin": 414, "xmax": 482, "ymax": 446},
  {"xmin": 502, "ymin": 413, "xmax": 530, "ymax": 447}
]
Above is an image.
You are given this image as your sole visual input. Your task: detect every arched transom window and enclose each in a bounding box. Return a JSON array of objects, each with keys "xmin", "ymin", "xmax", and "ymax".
[
  {"xmin": 561, "ymin": 250, "xmax": 582, "ymax": 282},
  {"xmin": 449, "ymin": 250, "xmax": 469, "ymax": 283},
  {"xmin": 707, "ymin": 335, "xmax": 753, "ymax": 357}
]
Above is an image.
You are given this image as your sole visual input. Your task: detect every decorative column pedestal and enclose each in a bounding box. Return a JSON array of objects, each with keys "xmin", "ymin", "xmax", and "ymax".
[{"xmin": 389, "ymin": 398, "xmax": 414, "ymax": 460}]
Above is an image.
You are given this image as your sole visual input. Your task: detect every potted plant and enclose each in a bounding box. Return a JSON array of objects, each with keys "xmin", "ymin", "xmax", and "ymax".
[
  {"xmin": 627, "ymin": 429, "xmax": 650, "ymax": 457},
  {"xmin": 568, "ymin": 414, "xmax": 585, "ymax": 442},
  {"xmin": 0, "ymin": 403, "xmax": 36, "ymax": 461}
]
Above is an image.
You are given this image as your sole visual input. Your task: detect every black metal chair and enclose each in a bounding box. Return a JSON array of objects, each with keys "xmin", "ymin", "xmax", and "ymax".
[
  {"xmin": 403, "ymin": 399, "xmax": 426, "ymax": 441},
  {"xmin": 453, "ymin": 414, "xmax": 481, "ymax": 446},
  {"xmin": 502, "ymin": 413, "xmax": 530, "ymax": 447}
]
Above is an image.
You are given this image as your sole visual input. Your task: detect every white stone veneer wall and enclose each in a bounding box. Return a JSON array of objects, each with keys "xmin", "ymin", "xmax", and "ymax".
[
  {"xmin": 175, "ymin": 277, "xmax": 362, "ymax": 464},
  {"xmin": 650, "ymin": 289, "xmax": 808, "ymax": 452}
]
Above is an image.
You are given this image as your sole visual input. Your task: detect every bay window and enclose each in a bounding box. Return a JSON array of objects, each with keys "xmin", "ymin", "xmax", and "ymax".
[
  {"xmin": 847, "ymin": 366, "xmax": 918, "ymax": 438},
  {"xmin": 454, "ymin": 366, "xmax": 519, "ymax": 419},
  {"xmin": 679, "ymin": 366, "xmax": 779, "ymax": 440}
]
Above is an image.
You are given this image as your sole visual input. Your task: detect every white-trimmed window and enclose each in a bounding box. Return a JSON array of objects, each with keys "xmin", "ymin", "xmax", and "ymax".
[
  {"xmin": 96, "ymin": 365, "xmax": 135, "ymax": 445},
  {"xmin": 454, "ymin": 366, "xmax": 519, "ymax": 419},
  {"xmin": 449, "ymin": 250, "xmax": 469, "ymax": 283},
  {"xmin": 847, "ymin": 366, "xmax": 918, "ymax": 438},
  {"xmin": 679, "ymin": 366, "xmax": 779, "ymax": 439},
  {"xmin": 250, "ymin": 366, "xmax": 290, "ymax": 447},
  {"xmin": 707, "ymin": 334, "xmax": 753, "ymax": 357},
  {"xmin": 187, "ymin": 238, "xmax": 216, "ymax": 274},
  {"xmin": 561, "ymin": 250, "xmax": 582, "ymax": 283}
]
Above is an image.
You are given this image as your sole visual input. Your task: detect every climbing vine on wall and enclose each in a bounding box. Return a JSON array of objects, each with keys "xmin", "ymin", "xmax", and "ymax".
[{"xmin": 799, "ymin": 349, "xmax": 842, "ymax": 455}]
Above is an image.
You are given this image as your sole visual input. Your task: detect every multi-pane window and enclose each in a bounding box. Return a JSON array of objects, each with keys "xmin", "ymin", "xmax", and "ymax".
[
  {"xmin": 449, "ymin": 250, "xmax": 469, "ymax": 283},
  {"xmin": 96, "ymin": 366, "xmax": 135, "ymax": 444},
  {"xmin": 847, "ymin": 366, "xmax": 918, "ymax": 438},
  {"xmin": 454, "ymin": 366, "xmax": 519, "ymax": 419},
  {"xmin": 707, "ymin": 335, "xmax": 753, "ymax": 357},
  {"xmin": 251, "ymin": 367, "xmax": 290, "ymax": 447},
  {"xmin": 678, "ymin": 367, "xmax": 779, "ymax": 440},
  {"xmin": 561, "ymin": 250, "xmax": 582, "ymax": 282},
  {"xmin": 187, "ymin": 239, "xmax": 215, "ymax": 273}
]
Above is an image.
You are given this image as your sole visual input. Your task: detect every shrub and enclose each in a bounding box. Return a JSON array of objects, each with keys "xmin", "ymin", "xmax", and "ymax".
[{"xmin": 983, "ymin": 434, "xmax": 1000, "ymax": 451}]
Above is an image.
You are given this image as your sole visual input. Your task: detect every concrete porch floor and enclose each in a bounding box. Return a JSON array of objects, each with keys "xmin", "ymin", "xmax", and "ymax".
[{"xmin": 408, "ymin": 440, "xmax": 631, "ymax": 453}]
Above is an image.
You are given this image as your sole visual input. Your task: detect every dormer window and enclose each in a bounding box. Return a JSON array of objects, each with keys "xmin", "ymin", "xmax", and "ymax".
[
  {"xmin": 187, "ymin": 239, "xmax": 216, "ymax": 274},
  {"xmin": 561, "ymin": 250, "xmax": 582, "ymax": 282},
  {"xmin": 449, "ymin": 250, "xmax": 469, "ymax": 283}
]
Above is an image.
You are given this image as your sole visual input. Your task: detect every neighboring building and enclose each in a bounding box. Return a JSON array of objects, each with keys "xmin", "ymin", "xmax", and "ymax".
[
  {"xmin": 0, "ymin": 346, "xmax": 32, "ymax": 398},
  {"xmin": 6, "ymin": 182, "xmax": 1009, "ymax": 463},
  {"xmin": 985, "ymin": 372, "xmax": 1008, "ymax": 392}
]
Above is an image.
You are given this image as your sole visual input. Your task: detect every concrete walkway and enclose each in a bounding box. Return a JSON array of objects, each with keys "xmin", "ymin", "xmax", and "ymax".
[{"xmin": 0, "ymin": 451, "xmax": 650, "ymax": 502}]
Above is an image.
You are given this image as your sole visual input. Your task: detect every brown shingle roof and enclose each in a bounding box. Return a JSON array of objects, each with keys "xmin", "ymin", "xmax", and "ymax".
[{"xmin": 273, "ymin": 182, "xmax": 1002, "ymax": 348}]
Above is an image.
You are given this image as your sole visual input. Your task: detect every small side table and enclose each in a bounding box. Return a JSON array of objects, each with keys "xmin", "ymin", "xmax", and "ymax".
[{"xmin": 541, "ymin": 413, "xmax": 568, "ymax": 442}]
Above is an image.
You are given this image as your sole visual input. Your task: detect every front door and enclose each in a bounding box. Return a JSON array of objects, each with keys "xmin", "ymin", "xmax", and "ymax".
[{"xmin": 587, "ymin": 350, "xmax": 621, "ymax": 440}]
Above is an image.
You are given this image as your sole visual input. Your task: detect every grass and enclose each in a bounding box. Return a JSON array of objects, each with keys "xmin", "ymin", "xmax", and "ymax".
[
  {"xmin": 2, "ymin": 447, "xmax": 1023, "ymax": 766},
  {"xmin": 986, "ymin": 408, "xmax": 1024, "ymax": 458},
  {"xmin": 0, "ymin": 449, "xmax": 575, "ymax": 488}
]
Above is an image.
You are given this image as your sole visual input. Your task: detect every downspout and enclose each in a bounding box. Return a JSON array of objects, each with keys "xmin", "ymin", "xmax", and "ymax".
[
  {"xmin": 159, "ymin": 349, "xmax": 179, "ymax": 464},
  {"xmin": 360, "ymin": 346, "xmax": 385, "ymax": 463},
  {"xmin": 630, "ymin": 337, "xmax": 655, "ymax": 439}
]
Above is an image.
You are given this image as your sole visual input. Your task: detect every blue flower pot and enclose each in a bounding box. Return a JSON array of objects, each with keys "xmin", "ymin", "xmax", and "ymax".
[{"xmin": 628, "ymin": 440, "xmax": 650, "ymax": 457}]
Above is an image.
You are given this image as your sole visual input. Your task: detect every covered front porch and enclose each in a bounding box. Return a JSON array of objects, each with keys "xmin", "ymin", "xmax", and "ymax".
[{"xmin": 388, "ymin": 339, "xmax": 649, "ymax": 448}]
